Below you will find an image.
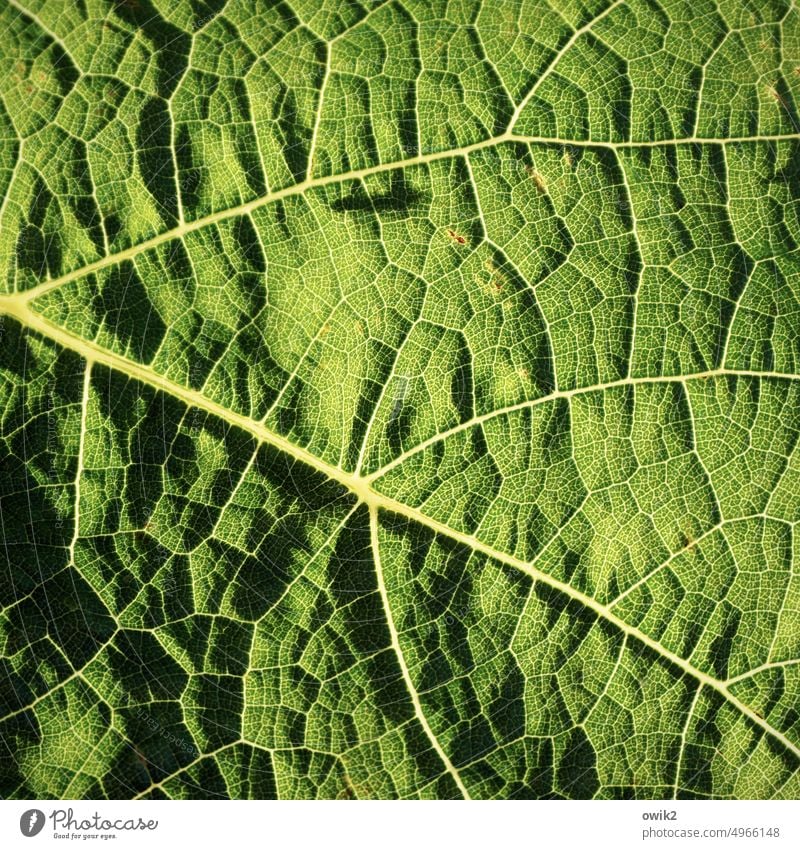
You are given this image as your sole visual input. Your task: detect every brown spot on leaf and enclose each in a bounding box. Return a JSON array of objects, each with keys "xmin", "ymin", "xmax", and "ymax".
[
  {"xmin": 678, "ymin": 518, "xmax": 700, "ymax": 556},
  {"xmin": 526, "ymin": 166, "xmax": 547, "ymax": 193},
  {"xmin": 766, "ymin": 82, "xmax": 786, "ymax": 107},
  {"xmin": 478, "ymin": 260, "xmax": 506, "ymax": 294},
  {"xmin": 337, "ymin": 773, "xmax": 372, "ymax": 799},
  {"xmin": 133, "ymin": 749, "xmax": 151, "ymax": 776}
]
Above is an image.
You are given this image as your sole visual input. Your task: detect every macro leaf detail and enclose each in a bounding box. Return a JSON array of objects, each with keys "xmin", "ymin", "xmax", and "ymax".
[{"xmin": 0, "ymin": 0, "xmax": 799, "ymax": 800}]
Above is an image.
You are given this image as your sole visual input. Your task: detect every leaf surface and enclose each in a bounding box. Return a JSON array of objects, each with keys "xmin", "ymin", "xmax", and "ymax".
[{"xmin": 1, "ymin": 0, "xmax": 799, "ymax": 799}]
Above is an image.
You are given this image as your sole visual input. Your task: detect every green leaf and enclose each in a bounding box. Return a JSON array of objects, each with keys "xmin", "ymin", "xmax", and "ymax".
[{"xmin": 1, "ymin": 0, "xmax": 799, "ymax": 800}]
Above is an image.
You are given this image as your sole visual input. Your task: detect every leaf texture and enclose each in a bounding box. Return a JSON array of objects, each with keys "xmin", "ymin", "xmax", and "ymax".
[{"xmin": 0, "ymin": 0, "xmax": 799, "ymax": 800}]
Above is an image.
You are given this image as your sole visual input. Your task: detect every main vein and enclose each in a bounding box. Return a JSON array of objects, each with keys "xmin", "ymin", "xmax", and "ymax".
[{"xmin": 1, "ymin": 296, "xmax": 797, "ymax": 763}]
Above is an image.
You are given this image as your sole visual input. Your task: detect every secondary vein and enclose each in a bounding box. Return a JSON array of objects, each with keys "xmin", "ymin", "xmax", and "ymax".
[{"xmin": 0, "ymin": 297, "xmax": 796, "ymax": 763}]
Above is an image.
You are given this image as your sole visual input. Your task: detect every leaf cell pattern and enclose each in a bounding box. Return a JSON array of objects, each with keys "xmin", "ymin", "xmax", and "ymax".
[{"xmin": 0, "ymin": 0, "xmax": 799, "ymax": 800}]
